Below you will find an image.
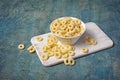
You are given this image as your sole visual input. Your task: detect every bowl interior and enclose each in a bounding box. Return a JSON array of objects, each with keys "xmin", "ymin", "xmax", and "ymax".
[{"xmin": 50, "ymin": 17, "xmax": 86, "ymax": 39}]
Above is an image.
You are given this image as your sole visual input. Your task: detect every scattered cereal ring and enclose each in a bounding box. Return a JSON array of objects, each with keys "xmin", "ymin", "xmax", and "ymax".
[
  {"xmin": 18, "ymin": 44, "xmax": 25, "ymax": 50},
  {"xmin": 91, "ymin": 39, "xmax": 97, "ymax": 45},
  {"xmin": 85, "ymin": 39, "xmax": 92, "ymax": 45},
  {"xmin": 85, "ymin": 36, "xmax": 97, "ymax": 45},
  {"xmin": 41, "ymin": 54, "xmax": 49, "ymax": 61},
  {"xmin": 29, "ymin": 47, "xmax": 35, "ymax": 53},
  {"xmin": 64, "ymin": 58, "xmax": 75, "ymax": 66},
  {"xmin": 27, "ymin": 45, "xmax": 35, "ymax": 53},
  {"xmin": 64, "ymin": 58, "xmax": 70, "ymax": 66},
  {"xmin": 81, "ymin": 48, "xmax": 88, "ymax": 53},
  {"xmin": 69, "ymin": 58, "xmax": 75, "ymax": 66},
  {"xmin": 68, "ymin": 51, "xmax": 75, "ymax": 56},
  {"xmin": 36, "ymin": 36, "xmax": 43, "ymax": 42},
  {"xmin": 27, "ymin": 45, "xmax": 34, "ymax": 50},
  {"xmin": 41, "ymin": 35, "xmax": 76, "ymax": 65},
  {"xmin": 85, "ymin": 36, "xmax": 91, "ymax": 40}
]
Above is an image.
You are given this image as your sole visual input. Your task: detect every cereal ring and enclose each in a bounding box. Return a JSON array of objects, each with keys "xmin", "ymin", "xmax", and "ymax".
[
  {"xmin": 91, "ymin": 39, "xmax": 97, "ymax": 45},
  {"xmin": 65, "ymin": 45, "xmax": 74, "ymax": 50},
  {"xmin": 54, "ymin": 52, "xmax": 61, "ymax": 59},
  {"xmin": 55, "ymin": 30, "xmax": 61, "ymax": 35},
  {"xmin": 27, "ymin": 45, "xmax": 35, "ymax": 53},
  {"xmin": 69, "ymin": 58, "xmax": 75, "ymax": 66},
  {"xmin": 29, "ymin": 47, "xmax": 35, "ymax": 53},
  {"xmin": 36, "ymin": 36, "xmax": 43, "ymax": 42},
  {"xmin": 18, "ymin": 44, "xmax": 25, "ymax": 50},
  {"xmin": 41, "ymin": 54, "xmax": 49, "ymax": 61},
  {"xmin": 42, "ymin": 46, "xmax": 48, "ymax": 52},
  {"xmin": 68, "ymin": 51, "xmax": 75, "ymax": 56},
  {"xmin": 47, "ymin": 52, "xmax": 54, "ymax": 57},
  {"xmin": 81, "ymin": 48, "xmax": 88, "ymax": 53},
  {"xmin": 27, "ymin": 45, "xmax": 34, "ymax": 50},
  {"xmin": 53, "ymin": 49, "xmax": 61, "ymax": 53},
  {"xmin": 64, "ymin": 58, "xmax": 75, "ymax": 66},
  {"xmin": 50, "ymin": 26, "xmax": 57, "ymax": 32},
  {"xmin": 85, "ymin": 36, "xmax": 91, "ymax": 40},
  {"xmin": 85, "ymin": 39, "xmax": 92, "ymax": 45},
  {"xmin": 60, "ymin": 25, "xmax": 67, "ymax": 30},
  {"xmin": 85, "ymin": 36, "xmax": 97, "ymax": 45},
  {"xmin": 64, "ymin": 58, "xmax": 70, "ymax": 66},
  {"xmin": 52, "ymin": 22, "xmax": 59, "ymax": 27},
  {"xmin": 62, "ymin": 53, "xmax": 68, "ymax": 58}
]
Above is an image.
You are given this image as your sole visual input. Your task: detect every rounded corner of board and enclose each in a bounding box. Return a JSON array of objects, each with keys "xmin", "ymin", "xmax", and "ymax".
[
  {"xmin": 42, "ymin": 64, "xmax": 51, "ymax": 67},
  {"xmin": 85, "ymin": 22, "xmax": 96, "ymax": 25},
  {"xmin": 30, "ymin": 37, "xmax": 35, "ymax": 43},
  {"xmin": 110, "ymin": 40, "xmax": 114, "ymax": 47}
]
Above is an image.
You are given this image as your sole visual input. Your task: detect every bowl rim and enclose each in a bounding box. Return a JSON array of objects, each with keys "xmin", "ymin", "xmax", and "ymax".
[{"xmin": 50, "ymin": 17, "xmax": 86, "ymax": 39}]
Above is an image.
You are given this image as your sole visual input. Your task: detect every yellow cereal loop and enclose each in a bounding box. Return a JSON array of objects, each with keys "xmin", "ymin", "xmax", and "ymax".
[
  {"xmin": 68, "ymin": 51, "xmax": 75, "ymax": 56},
  {"xmin": 29, "ymin": 47, "xmax": 35, "ymax": 53},
  {"xmin": 51, "ymin": 17, "xmax": 84, "ymax": 38},
  {"xmin": 62, "ymin": 53, "xmax": 68, "ymax": 58},
  {"xmin": 41, "ymin": 53, "xmax": 49, "ymax": 61},
  {"xmin": 56, "ymin": 44, "xmax": 60, "ymax": 47},
  {"xmin": 75, "ymin": 27, "xmax": 81, "ymax": 32},
  {"xmin": 48, "ymin": 35, "xmax": 54, "ymax": 39},
  {"xmin": 54, "ymin": 52, "xmax": 61, "ymax": 59},
  {"xmin": 65, "ymin": 17, "xmax": 71, "ymax": 22},
  {"xmin": 69, "ymin": 58, "xmax": 75, "ymax": 66},
  {"xmin": 52, "ymin": 21, "xmax": 59, "ymax": 27},
  {"xmin": 85, "ymin": 36, "xmax": 97, "ymax": 45},
  {"xmin": 64, "ymin": 58, "xmax": 70, "ymax": 65},
  {"xmin": 60, "ymin": 30, "xmax": 66, "ymax": 34},
  {"xmin": 61, "ymin": 19, "xmax": 67, "ymax": 24},
  {"xmin": 91, "ymin": 39, "xmax": 97, "ymax": 45},
  {"xmin": 60, "ymin": 25, "xmax": 67, "ymax": 30},
  {"xmin": 55, "ymin": 30, "xmax": 61, "ymax": 35},
  {"xmin": 50, "ymin": 26, "xmax": 57, "ymax": 32},
  {"xmin": 18, "ymin": 44, "xmax": 25, "ymax": 50},
  {"xmin": 61, "ymin": 49, "xmax": 68, "ymax": 54},
  {"xmin": 47, "ymin": 36, "xmax": 57, "ymax": 43},
  {"xmin": 64, "ymin": 58, "xmax": 75, "ymax": 66},
  {"xmin": 36, "ymin": 36, "xmax": 43, "ymax": 42},
  {"xmin": 47, "ymin": 42, "xmax": 55, "ymax": 47},
  {"xmin": 85, "ymin": 39, "xmax": 92, "ymax": 45},
  {"xmin": 74, "ymin": 19, "xmax": 81, "ymax": 24},
  {"xmin": 85, "ymin": 36, "xmax": 92, "ymax": 45},
  {"xmin": 65, "ymin": 45, "xmax": 74, "ymax": 50},
  {"xmin": 81, "ymin": 48, "xmax": 88, "ymax": 53},
  {"xmin": 27, "ymin": 45, "xmax": 35, "ymax": 53},
  {"xmin": 47, "ymin": 52, "xmax": 54, "ymax": 57},
  {"xmin": 53, "ymin": 48, "xmax": 61, "ymax": 53},
  {"xmin": 67, "ymin": 24, "xmax": 73, "ymax": 30},
  {"xmin": 27, "ymin": 45, "xmax": 34, "ymax": 50},
  {"xmin": 42, "ymin": 46, "xmax": 49, "ymax": 52},
  {"xmin": 85, "ymin": 36, "xmax": 91, "ymax": 40},
  {"xmin": 52, "ymin": 37, "xmax": 57, "ymax": 42}
]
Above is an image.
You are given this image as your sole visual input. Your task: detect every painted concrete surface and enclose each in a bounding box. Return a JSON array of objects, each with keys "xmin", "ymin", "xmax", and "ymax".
[{"xmin": 0, "ymin": 0, "xmax": 120, "ymax": 80}]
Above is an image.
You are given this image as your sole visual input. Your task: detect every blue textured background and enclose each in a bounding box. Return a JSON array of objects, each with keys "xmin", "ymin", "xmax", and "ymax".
[{"xmin": 0, "ymin": 0, "xmax": 120, "ymax": 80}]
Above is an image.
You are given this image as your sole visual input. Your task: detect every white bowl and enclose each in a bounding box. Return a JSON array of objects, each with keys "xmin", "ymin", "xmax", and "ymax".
[{"xmin": 50, "ymin": 17, "xmax": 86, "ymax": 45}]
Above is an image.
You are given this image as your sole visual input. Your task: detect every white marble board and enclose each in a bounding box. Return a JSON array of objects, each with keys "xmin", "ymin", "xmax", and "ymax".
[{"xmin": 31, "ymin": 22, "xmax": 113, "ymax": 66}]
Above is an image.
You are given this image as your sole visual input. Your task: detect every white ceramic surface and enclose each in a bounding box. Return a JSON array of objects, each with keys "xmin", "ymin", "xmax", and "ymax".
[{"xmin": 31, "ymin": 22, "xmax": 113, "ymax": 66}]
